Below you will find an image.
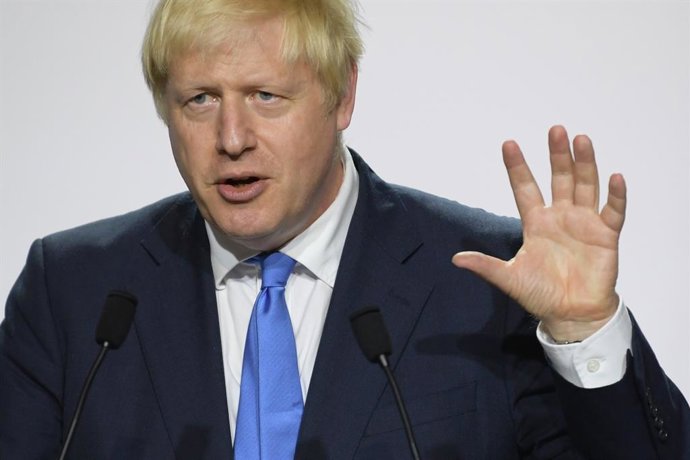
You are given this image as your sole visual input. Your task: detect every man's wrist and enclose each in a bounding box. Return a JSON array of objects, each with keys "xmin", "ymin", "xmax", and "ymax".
[
  {"xmin": 542, "ymin": 316, "xmax": 614, "ymax": 343},
  {"xmin": 541, "ymin": 294, "xmax": 620, "ymax": 343}
]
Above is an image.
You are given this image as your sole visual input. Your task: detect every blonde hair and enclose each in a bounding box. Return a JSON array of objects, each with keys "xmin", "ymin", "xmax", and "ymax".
[{"xmin": 141, "ymin": 0, "xmax": 364, "ymax": 121}]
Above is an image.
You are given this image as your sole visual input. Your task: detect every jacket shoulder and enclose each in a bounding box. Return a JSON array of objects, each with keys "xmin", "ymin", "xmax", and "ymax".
[
  {"xmin": 41, "ymin": 192, "xmax": 195, "ymax": 254},
  {"xmin": 391, "ymin": 184, "xmax": 522, "ymax": 259}
]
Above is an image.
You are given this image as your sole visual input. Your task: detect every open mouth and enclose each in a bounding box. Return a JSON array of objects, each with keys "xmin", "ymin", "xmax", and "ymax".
[
  {"xmin": 225, "ymin": 177, "xmax": 260, "ymax": 187},
  {"xmin": 217, "ymin": 175, "xmax": 266, "ymax": 202}
]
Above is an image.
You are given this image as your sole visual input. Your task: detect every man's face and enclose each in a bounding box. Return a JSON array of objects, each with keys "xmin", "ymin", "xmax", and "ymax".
[{"xmin": 164, "ymin": 17, "xmax": 356, "ymax": 251}]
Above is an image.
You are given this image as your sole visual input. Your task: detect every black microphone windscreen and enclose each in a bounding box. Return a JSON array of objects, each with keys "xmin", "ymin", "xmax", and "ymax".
[
  {"xmin": 350, "ymin": 307, "xmax": 392, "ymax": 362},
  {"xmin": 95, "ymin": 290, "xmax": 137, "ymax": 349}
]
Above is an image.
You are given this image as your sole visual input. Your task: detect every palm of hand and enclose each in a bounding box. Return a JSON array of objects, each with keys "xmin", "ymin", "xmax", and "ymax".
[{"xmin": 507, "ymin": 202, "xmax": 620, "ymax": 323}]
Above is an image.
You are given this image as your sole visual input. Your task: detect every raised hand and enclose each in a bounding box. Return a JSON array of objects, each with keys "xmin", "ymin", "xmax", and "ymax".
[{"xmin": 452, "ymin": 125, "xmax": 627, "ymax": 342}]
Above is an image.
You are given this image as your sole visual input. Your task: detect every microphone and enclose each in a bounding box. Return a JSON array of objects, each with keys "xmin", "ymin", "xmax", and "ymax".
[
  {"xmin": 95, "ymin": 290, "xmax": 137, "ymax": 349},
  {"xmin": 350, "ymin": 307, "xmax": 421, "ymax": 460},
  {"xmin": 58, "ymin": 290, "xmax": 137, "ymax": 460}
]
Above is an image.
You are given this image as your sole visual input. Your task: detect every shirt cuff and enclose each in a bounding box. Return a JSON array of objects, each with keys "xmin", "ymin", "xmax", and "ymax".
[{"xmin": 537, "ymin": 299, "xmax": 633, "ymax": 388}]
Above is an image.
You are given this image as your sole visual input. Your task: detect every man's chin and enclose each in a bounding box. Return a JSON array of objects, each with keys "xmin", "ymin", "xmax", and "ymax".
[{"xmin": 210, "ymin": 221, "xmax": 295, "ymax": 252}]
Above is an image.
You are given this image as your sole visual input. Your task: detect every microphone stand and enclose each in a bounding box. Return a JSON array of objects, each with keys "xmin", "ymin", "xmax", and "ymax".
[
  {"xmin": 378, "ymin": 354, "xmax": 421, "ymax": 460},
  {"xmin": 57, "ymin": 342, "xmax": 111, "ymax": 460}
]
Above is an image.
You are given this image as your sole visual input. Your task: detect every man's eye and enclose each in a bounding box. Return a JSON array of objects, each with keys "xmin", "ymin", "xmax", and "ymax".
[
  {"xmin": 257, "ymin": 91, "xmax": 276, "ymax": 102},
  {"xmin": 190, "ymin": 93, "xmax": 214, "ymax": 105}
]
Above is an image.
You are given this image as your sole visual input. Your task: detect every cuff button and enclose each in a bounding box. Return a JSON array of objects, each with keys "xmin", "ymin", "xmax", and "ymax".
[
  {"xmin": 658, "ymin": 430, "xmax": 669, "ymax": 442},
  {"xmin": 586, "ymin": 359, "xmax": 601, "ymax": 373}
]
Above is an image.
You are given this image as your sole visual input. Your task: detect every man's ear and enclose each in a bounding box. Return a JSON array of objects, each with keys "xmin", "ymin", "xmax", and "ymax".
[{"xmin": 336, "ymin": 64, "xmax": 358, "ymax": 131}]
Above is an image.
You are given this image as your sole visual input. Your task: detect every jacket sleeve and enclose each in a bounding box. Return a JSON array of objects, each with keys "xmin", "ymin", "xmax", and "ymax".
[
  {"xmin": 0, "ymin": 239, "xmax": 64, "ymax": 459},
  {"xmin": 553, "ymin": 317, "xmax": 690, "ymax": 459}
]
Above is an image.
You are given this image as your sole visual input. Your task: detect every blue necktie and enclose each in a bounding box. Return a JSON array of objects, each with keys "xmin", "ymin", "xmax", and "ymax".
[{"xmin": 234, "ymin": 252, "xmax": 303, "ymax": 460}]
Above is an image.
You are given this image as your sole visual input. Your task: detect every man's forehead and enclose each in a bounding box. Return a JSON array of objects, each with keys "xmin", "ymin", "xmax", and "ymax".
[
  {"xmin": 169, "ymin": 16, "xmax": 286, "ymax": 71},
  {"xmin": 165, "ymin": 35, "xmax": 314, "ymax": 93}
]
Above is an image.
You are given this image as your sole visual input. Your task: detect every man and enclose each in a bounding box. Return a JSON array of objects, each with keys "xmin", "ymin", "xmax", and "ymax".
[{"xmin": 1, "ymin": 0, "xmax": 688, "ymax": 458}]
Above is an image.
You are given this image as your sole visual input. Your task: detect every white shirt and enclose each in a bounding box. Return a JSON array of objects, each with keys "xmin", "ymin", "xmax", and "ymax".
[
  {"xmin": 538, "ymin": 299, "xmax": 633, "ymax": 388},
  {"xmin": 206, "ymin": 148, "xmax": 359, "ymax": 441},
  {"xmin": 205, "ymin": 148, "xmax": 633, "ymax": 441}
]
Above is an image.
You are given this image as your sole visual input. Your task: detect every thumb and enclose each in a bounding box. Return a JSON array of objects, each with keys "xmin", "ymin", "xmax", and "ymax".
[{"xmin": 451, "ymin": 251, "xmax": 511, "ymax": 292}]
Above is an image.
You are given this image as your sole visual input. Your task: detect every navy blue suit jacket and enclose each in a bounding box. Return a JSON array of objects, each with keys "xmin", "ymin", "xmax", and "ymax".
[{"xmin": 1, "ymin": 152, "xmax": 688, "ymax": 459}]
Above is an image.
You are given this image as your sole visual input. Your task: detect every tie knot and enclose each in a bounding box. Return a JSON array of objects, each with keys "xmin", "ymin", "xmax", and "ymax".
[{"xmin": 255, "ymin": 252, "xmax": 295, "ymax": 288}]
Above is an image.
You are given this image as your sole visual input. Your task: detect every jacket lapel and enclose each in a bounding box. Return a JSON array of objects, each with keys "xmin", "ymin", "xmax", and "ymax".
[
  {"xmin": 296, "ymin": 152, "xmax": 434, "ymax": 458},
  {"xmin": 128, "ymin": 195, "xmax": 233, "ymax": 458}
]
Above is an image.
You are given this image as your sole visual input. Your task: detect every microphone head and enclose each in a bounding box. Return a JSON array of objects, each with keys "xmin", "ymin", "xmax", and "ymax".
[
  {"xmin": 95, "ymin": 290, "xmax": 137, "ymax": 349},
  {"xmin": 350, "ymin": 306, "xmax": 392, "ymax": 362}
]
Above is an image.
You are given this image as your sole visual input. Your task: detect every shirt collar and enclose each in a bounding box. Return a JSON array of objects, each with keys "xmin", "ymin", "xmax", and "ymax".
[{"xmin": 206, "ymin": 148, "xmax": 360, "ymax": 289}]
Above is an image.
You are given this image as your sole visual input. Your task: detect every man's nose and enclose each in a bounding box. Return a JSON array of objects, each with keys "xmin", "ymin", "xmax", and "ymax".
[{"xmin": 216, "ymin": 100, "xmax": 257, "ymax": 157}]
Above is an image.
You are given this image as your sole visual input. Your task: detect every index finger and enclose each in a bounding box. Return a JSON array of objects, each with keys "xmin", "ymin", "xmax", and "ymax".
[{"xmin": 502, "ymin": 140, "xmax": 545, "ymax": 221}]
